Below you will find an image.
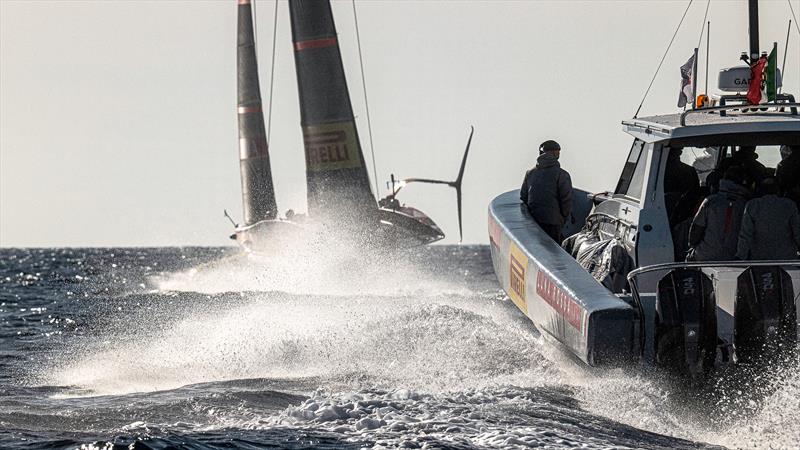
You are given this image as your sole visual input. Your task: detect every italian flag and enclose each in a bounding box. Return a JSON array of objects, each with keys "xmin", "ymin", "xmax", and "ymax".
[
  {"xmin": 766, "ymin": 46, "xmax": 778, "ymax": 102},
  {"xmin": 748, "ymin": 47, "xmax": 778, "ymax": 105}
]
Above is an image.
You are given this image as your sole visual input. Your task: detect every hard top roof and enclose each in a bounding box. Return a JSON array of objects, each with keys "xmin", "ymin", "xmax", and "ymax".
[{"xmin": 622, "ymin": 109, "xmax": 800, "ymax": 143}]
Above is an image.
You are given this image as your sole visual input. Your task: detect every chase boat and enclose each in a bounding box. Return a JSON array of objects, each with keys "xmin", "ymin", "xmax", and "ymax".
[{"xmin": 489, "ymin": 0, "xmax": 800, "ymax": 380}]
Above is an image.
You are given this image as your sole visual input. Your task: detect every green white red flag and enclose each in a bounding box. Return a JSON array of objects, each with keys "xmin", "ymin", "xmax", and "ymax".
[
  {"xmin": 766, "ymin": 46, "xmax": 778, "ymax": 102},
  {"xmin": 746, "ymin": 56, "xmax": 767, "ymax": 105}
]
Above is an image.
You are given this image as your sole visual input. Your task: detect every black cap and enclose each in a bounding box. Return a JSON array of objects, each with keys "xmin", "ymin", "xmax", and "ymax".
[{"xmin": 539, "ymin": 140, "xmax": 561, "ymax": 154}]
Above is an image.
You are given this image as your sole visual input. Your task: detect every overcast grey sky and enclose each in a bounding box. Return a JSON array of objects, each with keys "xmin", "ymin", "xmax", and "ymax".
[{"xmin": 1, "ymin": 0, "xmax": 798, "ymax": 247}]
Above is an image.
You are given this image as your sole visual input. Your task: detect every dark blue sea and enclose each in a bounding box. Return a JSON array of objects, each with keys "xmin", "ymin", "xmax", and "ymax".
[{"xmin": 1, "ymin": 246, "xmax": 797, "ymax": 449}]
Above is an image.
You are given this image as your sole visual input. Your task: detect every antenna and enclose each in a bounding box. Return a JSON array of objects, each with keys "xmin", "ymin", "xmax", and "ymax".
[
  {"xmin": 705, "ymin": 21, "xmax": 710, "ymax": 96},
  {"xmin": 781, "ymin": 20, "xmax": 791, "ymax": 93},
  {"xmin": 748, "ymin": 0, "xmax": 760, "ymax": 62}
]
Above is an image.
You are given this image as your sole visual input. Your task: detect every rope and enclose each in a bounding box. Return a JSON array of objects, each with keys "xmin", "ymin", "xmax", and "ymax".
[
  {"xmin": 252, "ymin": 0, "xmax": 258, "ymax": 50},
  {"xmin": 789, "ymin": 0, "xmax": 800, "ymax": 36},
  {"xmin": 351, "ymin": 0, "xmax": 380, "ymax": 197},
  {"xmin": 267, "ymin": 0, "xmax": 279, "ymax": 142},
  {"xmin": 696, "ymin": 0, "xmax": 710, "ymax": 50},
  {"xmin": 633, "ymin": 0, "xmax": 694, "ymax": 118}
]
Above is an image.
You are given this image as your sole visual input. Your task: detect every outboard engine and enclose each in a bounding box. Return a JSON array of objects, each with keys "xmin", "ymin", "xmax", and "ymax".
[
  {"xmin": 655, "ymin": 269, "xmax": 717, "ymax": 380},
  {"xmin": 734, "ymin": 267, "xmax": 797, "ymax": 364}
]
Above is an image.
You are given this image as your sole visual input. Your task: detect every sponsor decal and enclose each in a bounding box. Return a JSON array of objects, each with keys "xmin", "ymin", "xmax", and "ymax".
[
  {"xmin": 508, "ymin": 243, "xmax": 528, "ymax": 314},
  {"xmin": 303, "ymin": 122, "xmax": 362, "ymax": 171},
  {"xmin": 536, "ymin": 271, "xmax": 583, "ymax": 331}
]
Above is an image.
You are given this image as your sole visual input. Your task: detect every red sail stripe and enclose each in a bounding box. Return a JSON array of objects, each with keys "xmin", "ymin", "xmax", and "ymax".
[
  {"xmin": 294, "ymin": 37, "xmax": 337, "ymax": 51},
  {"xmin": 237, "ymin": 105, "xmax": 262, "ymax": 114}
]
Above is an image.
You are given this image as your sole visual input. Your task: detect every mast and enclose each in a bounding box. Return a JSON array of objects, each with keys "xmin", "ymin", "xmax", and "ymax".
[
  {"xmin": 288, "ymin": 0, "xmax": 376, "ymax": 220},
  {"xmin": 748, "ymin": 0, "xmax": 760, "ymax": 62},
  {"xmin": 237, "ymin": 0, "xmax": 278, "ymax": 224}
]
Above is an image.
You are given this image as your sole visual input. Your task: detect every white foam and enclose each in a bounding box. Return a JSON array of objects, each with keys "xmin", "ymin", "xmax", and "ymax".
[{"xmin": 44, "ymin": 248, "xmax": 800, "ymax": 448}]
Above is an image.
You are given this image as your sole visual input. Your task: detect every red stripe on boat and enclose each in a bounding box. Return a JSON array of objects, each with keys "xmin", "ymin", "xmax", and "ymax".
[
  {"xmin": 294, "ymin": 37, "xmax": 337, "ymax": 51},
  {"xmin": 536, "ymin": 271, "xmax": 583, "ymax": 331}
]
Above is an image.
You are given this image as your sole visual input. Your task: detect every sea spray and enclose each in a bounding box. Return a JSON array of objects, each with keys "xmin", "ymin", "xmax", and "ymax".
[{"xmin": 4, "ymin": 247, "xmax": 797, "ymax": 448}]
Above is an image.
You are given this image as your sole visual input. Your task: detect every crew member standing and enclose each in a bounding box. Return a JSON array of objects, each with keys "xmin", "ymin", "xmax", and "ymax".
[{"xmin": 520, "ymin": 140, "xmax": 573, "ymax": 243}]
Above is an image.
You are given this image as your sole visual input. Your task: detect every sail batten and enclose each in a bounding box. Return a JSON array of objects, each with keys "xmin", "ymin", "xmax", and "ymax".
[
  {"xmin": 289, "ymin": 0, "xmax": 376, "ymax": 219},
  {"xmin": 237, "ymin": 0, "xmax": 277, "ymax": 224}
]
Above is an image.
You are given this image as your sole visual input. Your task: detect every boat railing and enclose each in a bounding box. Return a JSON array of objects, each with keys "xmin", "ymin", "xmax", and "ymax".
[
  {"xmin": 627, "ymin": 260, "xmax": 800, "ymax": 281},
  {"xmin": 625, "ymin": 260, "xmax": 800, "ymax": 356},
  {"xmin": 680, "ymin": 102, "xmax": 800, "ymax": 126},
  {"xmin": 627, "ymin": 260, "xmax": 800, "ymax": 306}
]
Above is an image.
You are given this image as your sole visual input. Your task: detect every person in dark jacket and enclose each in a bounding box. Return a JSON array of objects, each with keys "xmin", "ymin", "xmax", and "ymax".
[
  {"xmin": 520, "ymin": 140, "xmax": 573, "ymax": 242},
  {"xmin": 720, "ymin": 145, "xmax": 766, "ymax": 191},
  {"xmin": 688, "ymin": 166, "xmax": 750, "ymax": 261},
  {"xmin": 736, "ymin": 177, "xmax": 800, "ymax": 260},
  {"xmin": 776, "ymin": 145, "xmax": 800, "ymax": 206},
  {"xmin": 663, "ymin": 148, "xmax": 701, "ymax": 227},
  {"xmin": 664, "ymin": 148, "xmax": 701, "ymax": 260}
]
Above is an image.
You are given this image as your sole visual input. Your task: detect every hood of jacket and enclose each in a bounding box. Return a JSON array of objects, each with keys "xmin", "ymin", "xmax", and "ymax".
[
  {"xmin": 536, "ymin": 152, "xmax": 560, "ymax": 169},
  {"xmin": 718, "ymin": 179, "xmax": 750, "ymax": 198}
]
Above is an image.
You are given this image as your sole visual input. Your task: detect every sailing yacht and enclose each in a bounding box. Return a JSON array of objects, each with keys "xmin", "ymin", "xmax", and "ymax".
[{"xmin": 229, "ymin": 0, "xmax": 471, "ymax": 253}]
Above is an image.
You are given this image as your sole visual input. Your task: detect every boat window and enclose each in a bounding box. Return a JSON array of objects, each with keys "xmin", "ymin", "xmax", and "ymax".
[
  {"xmin": 753, "ymin": 145, "xmax": 782, "ymax": 169},
  {"xmin": 615, "ymin": 140, "xmax": 647, "ymax": 200},
  {"xmin": 678, "ymin": 146, "xmax": 721, "ymax": 186}
]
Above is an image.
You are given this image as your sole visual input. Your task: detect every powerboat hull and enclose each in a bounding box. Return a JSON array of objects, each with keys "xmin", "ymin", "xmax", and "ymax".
[
  {"xmin": 489, "ymin": 190, "xmax": 640, "ymax": 366},
  {"xmin": 490, "ymin": 189, "xmax": 800, "ymax": 378}
]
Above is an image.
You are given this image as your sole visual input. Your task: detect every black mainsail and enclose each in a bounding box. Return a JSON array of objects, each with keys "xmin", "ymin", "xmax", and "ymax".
[
  {"xmin": 229, "ymin": 0, "xmax": 465, "ymax": 251},
  {"xmin": 237, "ymin": 0, "xmax": 277, "ymax": 225},
  {"xmin": 288, "ymin": 0, "xmax": 377, "ymax": 221}
]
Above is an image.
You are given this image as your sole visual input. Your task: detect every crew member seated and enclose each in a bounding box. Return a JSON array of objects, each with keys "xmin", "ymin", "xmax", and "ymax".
[
  {"xmin": 736, "ymin": 177, "xmax": 800, "ymax": 260},
  {"xmin": 520, "ymin": 140, "xmax": 573, "ymax": 243},
  {"xmin": 687, "ymin": 166, "xmax": 750, "ymax": 261}
]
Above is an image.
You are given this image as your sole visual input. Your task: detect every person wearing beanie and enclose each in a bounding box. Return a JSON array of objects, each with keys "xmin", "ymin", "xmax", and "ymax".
[{"xmin": 519, "ymin": 140, "xmax": 573, "ymax": 242}]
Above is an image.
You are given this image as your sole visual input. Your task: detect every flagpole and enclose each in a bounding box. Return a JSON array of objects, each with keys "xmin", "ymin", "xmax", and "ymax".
[
  {"xmin": 780, "ymin": 20, "xmax": 791, "ymax": 94},
  {"xmin": 773, "ymin": 42, "xmax": 778, "ymax": 102},
  {"xmin": 691, "ymin": 47, "xmax": 699, "ymax": 109}
]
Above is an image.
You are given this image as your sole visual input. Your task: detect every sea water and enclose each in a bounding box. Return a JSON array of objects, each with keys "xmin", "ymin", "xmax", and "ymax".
[{"xmin": 0, "ymin": 246, "xmax": 797, "ymax": 449}]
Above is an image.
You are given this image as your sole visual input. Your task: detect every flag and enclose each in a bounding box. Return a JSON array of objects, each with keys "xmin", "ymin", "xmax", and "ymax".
[
  {"xmin": 677, "ymin": 54, "xmax": 696, "ymax": 108},
  {"xmin": 746, "ymin": 56, "xmax": 767, "ymax": 105},
  {"xmin": 766, "ymin": 46, "xmax": 778, "ymax": 101}
]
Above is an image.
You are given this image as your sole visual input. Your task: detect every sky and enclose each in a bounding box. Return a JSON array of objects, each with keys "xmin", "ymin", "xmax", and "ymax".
[{"xmin": 1, "ymin": 0, "xmax": 799, "ymax": 247}]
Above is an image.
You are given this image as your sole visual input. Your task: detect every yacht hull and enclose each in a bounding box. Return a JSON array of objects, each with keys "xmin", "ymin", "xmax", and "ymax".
[{"xmin": 233, "ymin": 209, "xmax": 444, "ymax": 254}]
